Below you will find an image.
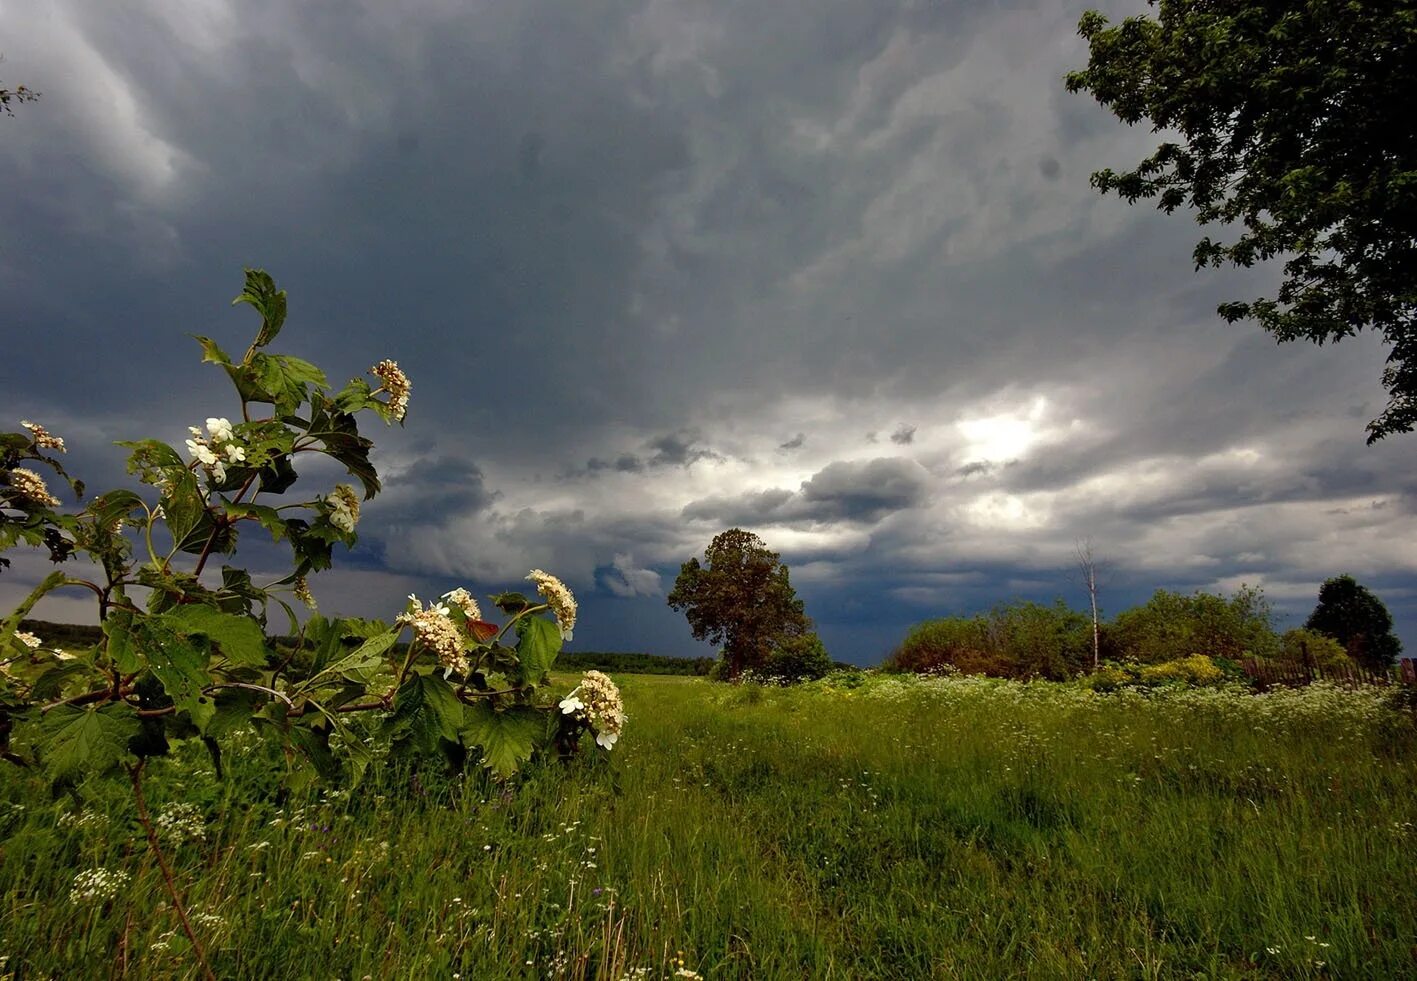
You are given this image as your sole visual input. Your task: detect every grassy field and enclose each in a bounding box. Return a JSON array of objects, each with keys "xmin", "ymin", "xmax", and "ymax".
[{"xmin": 2, "ymin": 672, "xmax": 1415, "ymax": 979}]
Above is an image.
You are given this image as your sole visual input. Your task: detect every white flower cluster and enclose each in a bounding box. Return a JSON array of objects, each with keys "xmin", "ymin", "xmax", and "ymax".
[
  {"xmin": 185, "ymin": 417, "xmax": 245, "ymax": 483},
  {"xmin": 396, "ymin": 595, "xmax": 468, "ymax": 674},
  {"xmin": 559, "ymin": 670, "xmax": 626, "ymax": 750},
  {"xmin": 155, "ymin": 802, "xmax": 207, "ymax": 846},
  {"xmin": 7, "ymin": 467, "xmax": 61, "ymax": 508},
  {"xmin": 527, "ymin": 569, "xmax": 577, "ymax": 639},
  {"xmin": 69, "ymin": 867, "xmax": 131, "ymax": 906},
  {"xmin": 14, "ymin": 631, "xmax": 42, "ymax": 649},
  {"xmin": 442, "ymin": 586, "xmax": 483, "ymax": 622},
  {"xmin": 370, "ymin": 359, "xmax": 411, "ymax": 422},
  {"xmin": 326, "ymin": 483, "xmax": 361, "ymax": 534},
  {"xmin": 20, "ymin": 419, "xmax": 66, "ymax": 452}
]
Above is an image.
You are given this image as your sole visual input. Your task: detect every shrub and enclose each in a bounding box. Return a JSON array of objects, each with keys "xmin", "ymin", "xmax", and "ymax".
[
  {"xmin": 760, "ymin": 631, "xmax": 833, "ymax": 683},
  {"xmin": 1107, "ymin": 586, "xmax": 1279, "ymax": 663},
  {"xmin": 1138, "ymin": 654, "xmax": 1226, "ymax": 687},
  {"xmin": 1274, "ymin": 627, "xmax": 1354, "ymax": 672}
]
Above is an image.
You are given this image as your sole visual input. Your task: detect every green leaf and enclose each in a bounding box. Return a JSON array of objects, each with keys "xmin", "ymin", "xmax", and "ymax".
[
  {"xmin": 136, "ymin": 617, "xmax": 213, "ymax": 719},
  {"xmin": 383, "ymin": 673, "xmax": 464, "ymax": 754},
  {"xmin": 463, "ymin": 703, "xmax": 542, "ymax": 777},
  {"xmin": 86, "ymin": 489, "xmax": 144, "ymax": 528},
  {"xmin": 224, "ymin": 502, "xmax": 288, "ymax": 541},
  {"xmin": 1, "ymin": 571, "xmax": 67, "ymax": 649},
  {"xmin": 515, "ymin": 616, "xmax": 561, "ymax": 684},
  {"xmin": 492, "ymin": 592, "xmax": 533, "ymax": 616},
  {"xmin": 191, "ymin": 334, "xmax": 233, "ymax": 366},
  {"xmin": 161, "ymin": 469, "xmax": 207, "ymax": 549},
  {"xmin": 162, "ymin": 606, "xmax": 268, "ymax": 668},
  {"xmin": 103, "ymin": 610, "xmax": 141, "ymax": 673},
  {"xmin": 303, "ymin": 627, "xmax": 400, "ymax": 689},
  {"xmin": 39, "ymin": 704, "xmax": 140, "ymax": 781},
  {"xmin": 232, "ymin": 269, "xmax": 288, "ymax": 348}
]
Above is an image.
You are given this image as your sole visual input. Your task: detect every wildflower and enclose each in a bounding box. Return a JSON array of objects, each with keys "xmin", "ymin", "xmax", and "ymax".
[
  {"xmin": 205, "ymin": 417, "xmax": 234, "ymax": 443},
  {"xmin": 327, "ymin": 483, "xmax": 361, "ymax": 534},
  {"xmin": 225, "ymin": 443, "xmax": 246, "ymax": 464},
  {"xmin": 20, "ymin": 420, "xmax": 66, "ymax": 452},
  {"xmin": 526, "ymin": 569, "xmax": 577, "ymax": 639},
  {"xmin": 442, "ymin": 587, "xmax": 483, "ymax": 623},
  {"xmin": 7, "ymin": 468, "xmax": 61, "ymax": 508},
  {"xmin": 294, "ymin": 576, "xmax": 318, "ymax": 611},
  {"xmin": 369, "ymin": 360, "xmax": 411, "ymax": 422},
  {"xmin": 185, "ymin": 437, "xmax": 219, "ymax": 467},
  {"xmin": 395, "ymin": 599, "xmax": 467, "ymax": 673},
  {"xmin": 155, "ymin": 802, "xmax": 207, "ymax": 846},
  {"xmin": 560, "ymin": 671, "xmax": 626, "ymax": 750},
  {"xmin": 69, "ymin": 867, "xmax": 131, "ymax": 906},
  {"xmin": 14, "ymin": 631, "xmax": 42, "ymax": 649}
]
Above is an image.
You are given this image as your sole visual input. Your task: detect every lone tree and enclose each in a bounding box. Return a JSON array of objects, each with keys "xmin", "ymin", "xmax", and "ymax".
[
  {"xmin": 1065, "ymin": 2, "xmax": 1417, "ymax": 442},
  {"xmin": 1305, "ymin": 574, "xmax": 1403, "ymax": 671},
  {"xmin": 667, "ymin": 528, "xmax": 810, "ymax": 678}
]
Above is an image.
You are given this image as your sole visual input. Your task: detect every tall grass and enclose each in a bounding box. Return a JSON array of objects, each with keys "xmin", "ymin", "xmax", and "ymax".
[{"xmin": 1, "ymin": 674, "xmax": 1413, "ymax": 979}]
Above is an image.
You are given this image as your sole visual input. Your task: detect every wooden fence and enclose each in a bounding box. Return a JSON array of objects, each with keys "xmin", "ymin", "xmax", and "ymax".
[{"xmin": 1241, "ymin": 656, "xmax": 1417, "ymax": 689}]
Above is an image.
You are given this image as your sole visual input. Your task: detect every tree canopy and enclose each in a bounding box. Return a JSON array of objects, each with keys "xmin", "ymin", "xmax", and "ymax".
[
  {"xmin": 666, "ymin": 528, "xmax": 810, "ymax": 678},
  {"xmin": 1304, "ymin": 574, "xmax": 1403, "ymax": 670},
  {"xmin": 1066, "ymin": 1, "xmax": 1417, "ymax": 442}
]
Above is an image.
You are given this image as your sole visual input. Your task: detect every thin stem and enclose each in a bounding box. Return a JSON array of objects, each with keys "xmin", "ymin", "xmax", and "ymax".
[{"xmin": 129, "ymin": 762, "xmax": 217, "ymax": 981}]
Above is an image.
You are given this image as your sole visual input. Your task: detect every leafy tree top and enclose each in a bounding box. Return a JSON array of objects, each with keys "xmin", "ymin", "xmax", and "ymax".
[
  {"xmin": 666, "ymin": 528, "xmax": 809, "ymax": 678},
  {"xmin": 1304, "ymin": 573, "xmax": 1403, "ymax": 670},
  {"xmin": 1066, "ymin": 0, "xmax": 1417, "ymax": 442}
]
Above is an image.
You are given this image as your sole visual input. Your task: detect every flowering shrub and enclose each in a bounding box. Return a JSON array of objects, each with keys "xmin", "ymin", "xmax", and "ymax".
[
  {"xmin": 1, "ymin": 269, "xmax": 622, "ymax": 974},
  {"xmin": 0, "ymin": 270, "xmax": 617, "ymax": 794}
]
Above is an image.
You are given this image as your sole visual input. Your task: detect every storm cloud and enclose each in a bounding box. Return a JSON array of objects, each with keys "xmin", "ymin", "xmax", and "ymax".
[{"xmin": 1, "ymin": 0, "xmax": 1413, "ymax": 662}]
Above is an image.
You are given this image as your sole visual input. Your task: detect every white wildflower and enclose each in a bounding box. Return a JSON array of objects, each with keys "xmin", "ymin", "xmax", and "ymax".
[
  {"xmin": 205, "ymin": 417, "xmax": 234, "ymax": 442},
  {"xmin": 7, "ymin": 468, "xmax": 61, "ymax": 508},
  {"xmin": 526, "ymin": 569, "xmax": 577, "ymax": 638},
  {"xmin": 327, "ymin": 484, "xmax": 360, "ymax": 534},
  {"xmin": 395, "ymin": 599, "xmax": 467, "ymax": 674},
  {"xmin": 15, "ymin": 631, "xmax": 42, "ymax": 649},
  {"xmin": 442, "ymin": 587, "xmax": 483, "ymax": 623},
  {"xmin": 369, "ymin": 360, "xmax": 411, "ymax": 422},
  {"xmin": 225, "ymin": 443, "xmax": 246, "ymax": 464},
  {"xmin": 294, "ymin": 576, "xmax": 317, "ymax": 611},
  {"xmin": 561, "ymin": 671, "xmax": 626, "ymax": 750},
  {"xmin": 155, "ymin": 802, "xmax": 207, "ymax": 846},
  {"xmin": 70, "ymin": 867, "xmax": 131, "ymax": 906},
  {"xmin": 20, "ymin": 420, "xmax": 66, "ymax": 452}
]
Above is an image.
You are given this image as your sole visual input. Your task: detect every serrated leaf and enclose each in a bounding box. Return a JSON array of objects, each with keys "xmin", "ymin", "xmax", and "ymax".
[
  {"xmin": 225, "ymin": 502, "xmax": 287, "ymax": 541},
  {"xmin": 463, "ymin": 703, "xmax": 542, "ymax": 777},
  {"xmin": 516, "ymin": 616, "xmax": 560, "ymax": 684},
  {"xmin": 162, "ymin": 606, "xmax": 268, "ymax": 667},
  {"xmin": 1, "ymin": 571, "xmax": 66, "ymax": 649},
  {"xmin": 232, "ymin": 268, "xmax": 288, "ymax": 348},
  {"xmin": 39, "ymin": 704, "xmax": 140, "ymax": 781},
  {"xmin": 383, "ymin": 673, "xmax": 465, "ymax": 754},
  {"xmin": 161, "ymin": 469, "xmax": 206, "ymax": 548},
  {"xmin": 192, "ymin": 334, "xmax": 233, "ymax": 366},
  {"xmin": 303, "ymin": 627, "xmax": 400, "ymax": 690},
  {"xmin": 103, "ymin": 610, "xmax": 140, "ymax": 673},
  {"xmin": 137, "ymin": 617, "xmax": 212, "ymax": 717}
]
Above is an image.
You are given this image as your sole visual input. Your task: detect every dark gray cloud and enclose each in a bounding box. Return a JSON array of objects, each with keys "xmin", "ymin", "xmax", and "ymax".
[{"xmin": 1, "ymin": 0, "xmax": 1414, "ymax": 662}]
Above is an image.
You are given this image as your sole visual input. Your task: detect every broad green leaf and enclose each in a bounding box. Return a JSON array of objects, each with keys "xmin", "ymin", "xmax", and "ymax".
[
  {"xmin": 162, "ymin": 606, "xmax": 268, "ymax": 667},
  {"xmin": 516, "ymin": 616, "xmax": 561, "ymax": 684},
  {"xmin": 137, "ymin": 617, "xmax": 213, "ymax": 718},
  {"xmin": 232, "ymin": 268, "xmax": 287, "ymax": 348},
  {"xmin": 161, "ymin": 469, "xmax": 206, "ymax": 548},
  {"xmin": 383, "ymin": 673, "xmax": 464, "ymax": 754},
  {"xmin": 463, "ymin": 703, "xmax": 542, "ymax": 777},
  {"xmin": 86, "ymin": 489, "xmax": 144, "ymax": 528},
  {"xmin": 39, "ymin": 704, "xmax": 140, "ymax": 781},
  {"xmin": 492, "ymin": 592, "xmax": 533, "ymax": 616},
  {"xmin": 102, "ymin": 609, "xmax": 141, "ymax": 673},
  {"xmin": 286, "ymin": 724, "xmax": 339, "ymax": 783}
]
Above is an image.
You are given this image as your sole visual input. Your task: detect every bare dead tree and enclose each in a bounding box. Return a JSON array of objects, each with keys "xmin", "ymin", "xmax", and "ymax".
[{"xmin": 1073, "ymin": 538, "xmax": 1104, "ymax": 671}]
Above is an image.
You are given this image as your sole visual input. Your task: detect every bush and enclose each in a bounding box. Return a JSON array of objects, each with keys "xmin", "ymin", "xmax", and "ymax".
[
  {"xmin": 883, "ymin": 615, "xmax": 1003, "ymax": 676},
  {"xmin": 760, "ymin": 632, "xmax": 833, "ymax": 683},
  {"xmin": 885, "ymin": 601, "xmax": 1092, "ymax": 679},
  {"xmin": 1106, "ymin": 586, "xmax": 1278, "ymax": 663},
  {"xmin": 1138, "ymin": 654, "xmax": 1226, "ymax": 687},
  {"xmin": 1274, "ymin": 628, "xmax": 1354, "ymax": 672}
]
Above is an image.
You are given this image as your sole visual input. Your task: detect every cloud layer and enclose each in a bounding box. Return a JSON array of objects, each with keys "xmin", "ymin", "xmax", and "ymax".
[{"xmin": 2, "ymin": 0, "xmax": 1413, "ymax": 662}]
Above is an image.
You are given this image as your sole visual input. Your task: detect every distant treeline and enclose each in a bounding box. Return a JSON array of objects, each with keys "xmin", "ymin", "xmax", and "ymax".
[
  {"xmin": 557, "ymin": 651, "xmax": 717, "ymax": 675},
  {"xmin": 19, "ymin": 620, "xmax": 101, "ymax": 647}
]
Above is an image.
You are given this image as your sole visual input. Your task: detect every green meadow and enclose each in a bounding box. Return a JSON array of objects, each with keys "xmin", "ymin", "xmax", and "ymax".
[{"xmin": 2, "ymin": 672, "xmax": 1414, "ymax": 979}]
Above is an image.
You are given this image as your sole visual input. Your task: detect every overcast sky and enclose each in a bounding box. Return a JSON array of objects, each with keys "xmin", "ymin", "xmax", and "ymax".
[{"xmin": 3, "ymin": 0, "xmax": 1413, "ymax": 663}]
